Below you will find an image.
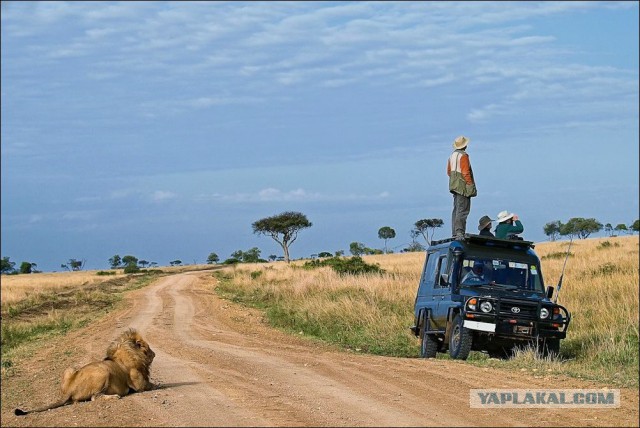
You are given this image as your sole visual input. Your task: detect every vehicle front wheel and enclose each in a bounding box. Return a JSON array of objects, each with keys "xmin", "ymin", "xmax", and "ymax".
[
  {"xmin": 420, "ymin": 313, "xmax": 438, "ymax": 358},
  {"xmin": 449, "ymin": 314, "xmax": 472, "ymax": 360},
  {"xmin": 538, "ymin": 338, "xmax": 560, "ymax": 358}
]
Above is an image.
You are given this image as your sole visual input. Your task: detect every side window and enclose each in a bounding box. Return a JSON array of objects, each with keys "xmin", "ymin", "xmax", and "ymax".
[
  {"xmin": 419, "ymin": 251, "xmax": 439, "ymax": 295},
  {"xmin": 435, "ymin": 254, "xmax": 449, "ymax": 288}
]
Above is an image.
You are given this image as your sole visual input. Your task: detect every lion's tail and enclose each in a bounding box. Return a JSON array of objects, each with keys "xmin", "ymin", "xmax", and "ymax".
[
  {"xmin": 14, "ymin": 398, "xmax": 71, "ymax": 416},
  {"xmin": 15, "ymin": 367, "xmax": 75, "ymax": 416}
]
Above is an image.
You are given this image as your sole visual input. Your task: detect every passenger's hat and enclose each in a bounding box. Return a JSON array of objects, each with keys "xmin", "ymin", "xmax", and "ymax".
[
  {"xmin": 452, "ymin": 135, "xmax": 469, "ymax": 150},
  {"xmin": 478, "ymin": 215, "xmax": 493, "ymax": 231},
  {"xmin": 497, "ymin": 210, "xmax": 515, "ymax": 223}
]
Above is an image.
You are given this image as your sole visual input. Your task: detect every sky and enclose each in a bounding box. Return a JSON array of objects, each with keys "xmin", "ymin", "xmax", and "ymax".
[{"xmin": 1, "ymin": 1, "xmax": 638, "ymax": 272}]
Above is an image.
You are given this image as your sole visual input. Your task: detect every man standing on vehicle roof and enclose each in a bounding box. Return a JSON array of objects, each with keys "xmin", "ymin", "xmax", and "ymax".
[{"xmin": 447, "ymin": 135, "xmax": 477, "ymax": 239}]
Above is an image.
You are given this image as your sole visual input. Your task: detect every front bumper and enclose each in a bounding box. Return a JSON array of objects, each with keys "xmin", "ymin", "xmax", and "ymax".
[{"xmin": 463, "ymin": 298, "xmax": 571, "ymax": 339}]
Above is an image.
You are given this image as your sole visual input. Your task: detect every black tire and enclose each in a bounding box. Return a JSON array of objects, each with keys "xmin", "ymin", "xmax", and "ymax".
[
  {"xmin": 538, "ymin": 338, "xmax": 560, "ymax": 358},
  {"xmin": 487, "ymin": 346, "xmax": 511, "ymax": 359},
  {"xmin": 449, "ymin": 314, "xmax": 472, "ymax": 360},
  {"xmin": 419, "ymin": 312, "xmax": 438, "ymax": 358}
]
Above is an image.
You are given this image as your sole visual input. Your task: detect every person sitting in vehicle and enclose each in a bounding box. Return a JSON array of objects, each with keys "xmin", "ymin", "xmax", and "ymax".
[
  {"xmin": 495, "ymin": 210, "xmax": 524, "ymax": 239},
  {"xmin": 462, "ymin": 261, "xmax": 490, "ymax": 285},
  {"xmin": 478, "ymin": 215, "xmax": 494, "ymax": 237}
]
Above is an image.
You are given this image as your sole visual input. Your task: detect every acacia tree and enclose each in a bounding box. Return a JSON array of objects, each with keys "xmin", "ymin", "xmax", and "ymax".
[
  {"xmin": 1, "ymin": 257, "xmax": 16, "ymax": 274},
  {"xmin": 206, "ymin": 252, "xmax": 219, "ymax": 264},
  {"xmin": 228, "ymin": 248, "xmax": 262, "ymax": 263},
  {"xmin": 614, "ymin": 223, "xmax": 628, "ymax": 235},
  {"xmin": 61, "ymin": 258, "xmax": 85, "ymax": 271},
  {"xmin": 604, "ymin": 223, "xmax": 614, "ymax": 237},
  {"xmin": 413, "ymin": 218, "xmax": 444, "ymax": 245},
  {"xmin": 252, "ymin": 211, "xmax": 312, "ymax": 263},
  {"xmin": 108, "ymin": 254, "xmax": 122, "ymax": 269},
  {"xmin": 631, "ymin": 219, "xmax": 639, "ymax": 234},
  {"xmin": 349, "ymin": 241, "xmax": 366, "ymax": 256},
  {"xmin": 19, "ymin": 261, "xmax": 37, "ymax": 274},
  {"xmin": 560, "ymin": 217, "xmax": 602, "ymax": 239},
  {"xmin": 122, "ymin": 255, "xmax": 138, "ymax": 267},
  {"xmin": 378, "ymin": 226, "xmax": 396, "ymax": 254},
  {"xmin": 543, "ymin": 221, "xmax": 562, "ymax": 241}
]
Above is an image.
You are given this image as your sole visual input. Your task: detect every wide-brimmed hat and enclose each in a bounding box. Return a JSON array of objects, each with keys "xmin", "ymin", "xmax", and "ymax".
[
  {"xmin": 497, "ymin": 210, "xmax": 515, "ymax": 223},
  {"xmin": 452, "ymin": 135, "xmax": 469, "ymax": 150},
  {"xmin": 478, "ymin": 215, "xmax": 493, "ymax": 230}
]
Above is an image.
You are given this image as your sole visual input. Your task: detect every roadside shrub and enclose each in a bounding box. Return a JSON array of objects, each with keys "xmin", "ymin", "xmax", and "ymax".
[
  {"xmin": 303, "ymin": 256, "xmax": 385, "ymax": 276},
  {"xmin": 123, "ymin": 264, "xmax": 140, "ymax": 274}
]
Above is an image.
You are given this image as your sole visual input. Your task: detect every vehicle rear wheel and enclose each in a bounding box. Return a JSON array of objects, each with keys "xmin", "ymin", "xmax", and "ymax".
[
  {"xmin": 487, "ymin": 346, "xmax": 511, "ymax": 359},
  {"xmin": 419, "ymin": 313, "xmax": 438, "ymax": 358},
  {"xmin": 449, "ymin": 314, "xmax": 472, "ymax": 360}
]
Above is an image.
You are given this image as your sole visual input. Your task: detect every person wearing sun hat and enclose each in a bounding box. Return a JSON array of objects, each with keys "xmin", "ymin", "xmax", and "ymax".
[
  {"xmin": 495, "ymin": 210, "xmax": 524, "ymax": 239},
  {"xmin": 478, "ymin": 215, "xmax": 494, "ymax": 237},
  {"xmin": 447, "ymin": 135, "xmax": 477, "ymax": 239}
]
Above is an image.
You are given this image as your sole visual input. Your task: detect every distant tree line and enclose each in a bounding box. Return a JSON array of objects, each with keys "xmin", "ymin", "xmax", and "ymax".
[
  {"xmin": 3, "ymin": 213, "xmax": 637, "ymax": 274},
  {"xmin": 543, "ymin": 218, "xmax": 639, "ymax": 241}
]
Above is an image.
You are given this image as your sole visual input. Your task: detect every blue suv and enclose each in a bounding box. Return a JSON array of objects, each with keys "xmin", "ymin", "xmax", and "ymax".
[{"xmin": 411, "ymin": 234, "xmax": 571, "ymax": 359}]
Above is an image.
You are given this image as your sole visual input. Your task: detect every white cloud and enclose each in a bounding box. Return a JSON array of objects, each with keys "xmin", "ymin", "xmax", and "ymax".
[
  {"xmin": 62, "ymin": 211, "xmax": 95, "ymax": 221},
  {"xmin": 151, "ymin": 190, "xmax": 177, "ymax": 202},
  {"xmin": 28, "ymin": 214, "xmax": 44, "ymax": 224},
  {"xmin": 109, "ymin": 189, "xmax": 137, "ymax": 200},
  {"xmin": 198, "ymin": 188, "xmax": 391, "ymax": 204},
  {"xmin": 467, "ymin": 103, "xmax": 507, "ymax": 123}
]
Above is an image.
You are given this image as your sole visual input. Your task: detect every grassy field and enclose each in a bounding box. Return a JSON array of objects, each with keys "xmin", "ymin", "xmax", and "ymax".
[
  {"xmin": 211, "ymin": 235, "xmax": 639, "ymax": 387},
  {"xmin": 1, "ymin": 236, "xmax": 637, "ymax": 388}
]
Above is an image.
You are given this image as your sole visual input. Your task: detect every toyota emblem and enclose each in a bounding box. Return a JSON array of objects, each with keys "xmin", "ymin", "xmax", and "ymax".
[{"xmin": 511, "ymin": 307, "xmax": 521, "ymax": 314}]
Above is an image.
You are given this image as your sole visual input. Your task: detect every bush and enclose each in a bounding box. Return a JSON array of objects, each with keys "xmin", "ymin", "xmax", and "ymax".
[
  {"xmin": 303, "ymin": 256, "xmax": 385, "ymax": 276},
  {"xmin": 597, "ymin": 241, "xmax": 620, "ymax": 250},
  {"xmin": 542, "ymin": 252, "xmax": 574, "ymax": 260},
  {"xmin": 96, "ymin": 270, "xmax": 116, "ymax": 276},
  {"xmin": 123, "ymin": 264, "xmax": 140, "ymax": 274}
]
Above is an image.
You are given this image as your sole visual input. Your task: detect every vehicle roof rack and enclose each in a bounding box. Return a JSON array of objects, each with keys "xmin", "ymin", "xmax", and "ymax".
[{"xmin": 431, "ymin": 234, "xmax": 535, "ymax": 249}]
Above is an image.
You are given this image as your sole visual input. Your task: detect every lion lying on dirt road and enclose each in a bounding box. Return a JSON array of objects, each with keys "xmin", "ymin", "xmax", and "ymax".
[{"xmin": 15, "ymin": 328, "xmax": 155, "ymax": 416}]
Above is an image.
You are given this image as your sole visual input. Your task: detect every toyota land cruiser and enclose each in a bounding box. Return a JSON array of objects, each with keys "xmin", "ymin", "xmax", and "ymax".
[{"xmin": 410, "ymin": 234, "xmax": 571, "ymax": 360}]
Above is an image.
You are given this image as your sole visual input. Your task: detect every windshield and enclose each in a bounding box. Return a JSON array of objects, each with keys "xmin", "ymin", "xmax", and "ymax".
[{"xmin": 459, "ymin": 257, "xmax": 544, "ymax": 292}]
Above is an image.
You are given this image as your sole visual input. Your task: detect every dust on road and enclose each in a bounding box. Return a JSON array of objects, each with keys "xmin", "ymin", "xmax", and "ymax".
[{"xmin": 2, "ymin": 272, "xmax": 638, "ymax": 427}]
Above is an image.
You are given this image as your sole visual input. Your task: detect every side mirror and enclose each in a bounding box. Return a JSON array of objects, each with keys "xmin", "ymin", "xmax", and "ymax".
[{"xmin": 546, "ymin": 286, "xmax": 555, "ymax": 299}]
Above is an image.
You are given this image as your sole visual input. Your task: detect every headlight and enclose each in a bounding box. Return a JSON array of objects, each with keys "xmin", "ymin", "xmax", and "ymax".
[
  {"xmin": 480, "ymin": 301, "xmax": 493, "ymax": 313},
  {"xmin": 467, "ymin": 298, "xmax": 477, "ymax": 311},
  {"xmin": 540, "ymin": 308, "xmax": 550, "ymax": 319}
]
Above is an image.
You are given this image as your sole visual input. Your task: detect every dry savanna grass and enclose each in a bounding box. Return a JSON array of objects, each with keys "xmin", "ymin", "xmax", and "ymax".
[
  {"xmin": 212, "ymin": 235, "xmax": 638, "ymax": 387},
  {"xmin": 0, "ymin": 264, "xmax": 216, "ymax": 306},
  {"xmin": 0, "ymin": 270, "xmax": 128, "ymax": 306}
]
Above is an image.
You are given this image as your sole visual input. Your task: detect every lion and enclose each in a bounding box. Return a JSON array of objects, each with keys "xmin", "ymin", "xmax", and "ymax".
[{"xmin": 15, "ymin": 328, "xmax": 155, "ymax": 416}]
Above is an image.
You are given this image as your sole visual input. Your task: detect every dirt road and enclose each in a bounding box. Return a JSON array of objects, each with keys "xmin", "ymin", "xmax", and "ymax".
[{"xmin": 2, "ymin": 271, "xmax": 638, "ymax": 427}]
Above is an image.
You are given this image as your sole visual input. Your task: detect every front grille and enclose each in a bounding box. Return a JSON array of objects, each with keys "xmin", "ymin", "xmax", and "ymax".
[{"xmin": 498, "ymin": 300, "xmax": 537, "ymax": 319}]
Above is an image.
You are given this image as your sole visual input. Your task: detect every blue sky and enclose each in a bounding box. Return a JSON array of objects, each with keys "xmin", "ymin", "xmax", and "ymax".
[{"xmin": 2, "ymin": 1, "xmax": 638, "ymax": 272}]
